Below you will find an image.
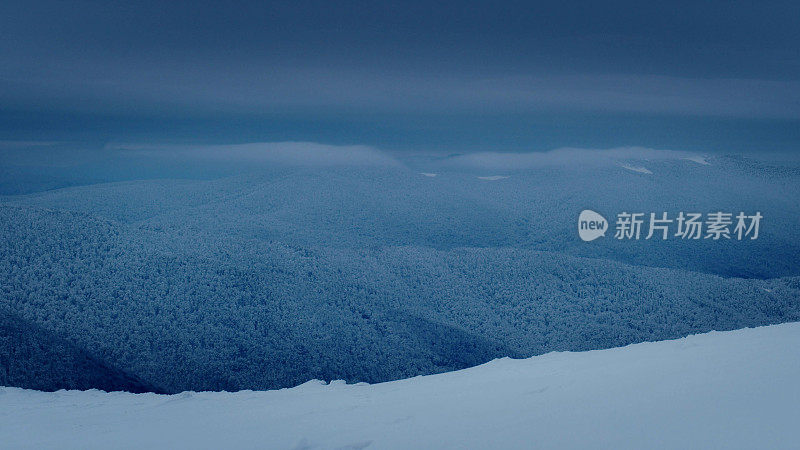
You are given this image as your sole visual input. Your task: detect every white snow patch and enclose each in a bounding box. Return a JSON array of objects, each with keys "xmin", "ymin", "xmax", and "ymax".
[
  {"xmin": 620, "ymin": 163, "xmax": 653, "ymax": 174},
  {"xmin": 2, "ymin": 322, "xmax": 799, "ymax": 449},
  {"xmin": 476, "ymin": 175, "xmax": 510, "ymax": 180},
  {"xmin": 683, "ymin": 155, "xmax": 711, "ymax": 165}
]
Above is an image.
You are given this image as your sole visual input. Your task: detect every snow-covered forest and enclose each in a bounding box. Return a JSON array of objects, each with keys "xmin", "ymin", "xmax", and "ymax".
[{"xmin": 1, "ymin": 145, "xmax": 798, "ymax": 393}]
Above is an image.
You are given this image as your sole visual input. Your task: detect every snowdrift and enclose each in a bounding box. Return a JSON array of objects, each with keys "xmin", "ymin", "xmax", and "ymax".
[{"xmin": 2, "ymin": 322, "xmax": 799, "ymax": 449}]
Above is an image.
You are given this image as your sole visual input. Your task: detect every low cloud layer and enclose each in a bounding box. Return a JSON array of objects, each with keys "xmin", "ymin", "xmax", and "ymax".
[
  {"xmin": 4, "ymin": 67, "xmax": 800, "ymax": 120},
  {"xmin": 107, "ymin": 142, "xmax": 402, "ymax": 167},
  {"xmin": 2, "ymin": 1, "xmax": 798, "ymax": 155},
  {"xmin": 436, "ymin": 147, "xmax": 710, "ymax": 171},
  {"xmin": 108, "ymin": 143, "xmax": 711, "ymax": 170}
]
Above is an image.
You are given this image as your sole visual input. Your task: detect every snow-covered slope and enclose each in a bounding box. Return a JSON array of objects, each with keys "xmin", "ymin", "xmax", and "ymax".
[{"xmin": 3, "ymin": 323, "xmax": 799, "ymax": 449}]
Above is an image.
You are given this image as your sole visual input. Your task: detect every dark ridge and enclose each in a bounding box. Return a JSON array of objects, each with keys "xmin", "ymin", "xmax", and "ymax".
[{"xmin": 0, "ymin": 308, "xmax": 164, "ymax": 394}]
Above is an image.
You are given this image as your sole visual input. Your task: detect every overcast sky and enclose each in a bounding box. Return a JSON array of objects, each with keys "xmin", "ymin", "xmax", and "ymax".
[{"xmin": 1, "ymin": 0, "xmax": 799, "ymax": 152}]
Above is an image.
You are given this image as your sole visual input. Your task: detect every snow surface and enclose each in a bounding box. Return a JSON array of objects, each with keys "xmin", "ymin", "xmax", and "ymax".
[{"xmin": 2, "ymin": 323, "xmax": 799, "ymax": 449}]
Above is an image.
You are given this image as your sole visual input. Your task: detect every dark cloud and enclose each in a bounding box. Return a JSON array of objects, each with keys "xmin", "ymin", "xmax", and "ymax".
[{"xmin": 1, "ymin": 1, "xmax": 799, "ymax": 150}]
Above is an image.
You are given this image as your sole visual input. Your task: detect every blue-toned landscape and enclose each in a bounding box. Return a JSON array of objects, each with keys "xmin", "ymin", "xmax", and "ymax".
[
  {"xmin": 2, "ymin": 143, "xmax": 798, "ymax": 393},
  {"xmin": 2, "ymin": 1, "xmax": 800, "ymax": 448}
]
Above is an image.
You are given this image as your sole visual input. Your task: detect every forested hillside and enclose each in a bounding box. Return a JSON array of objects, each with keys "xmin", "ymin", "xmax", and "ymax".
[
  {"xmin": 0, "ymin": 307, "xmax": 159, "ymax": 393},
  {"xmin": 1, "ymin": 148, "xmax": 799, "ymax": 392}
]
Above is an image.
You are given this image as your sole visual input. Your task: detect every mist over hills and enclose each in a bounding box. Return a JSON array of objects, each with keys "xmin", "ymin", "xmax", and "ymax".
[{"xmin": 1, "ymin": 144, "xmax": 798, "ymax": 392}]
